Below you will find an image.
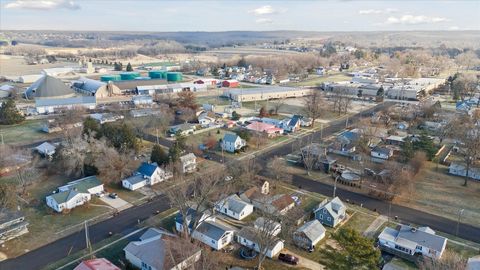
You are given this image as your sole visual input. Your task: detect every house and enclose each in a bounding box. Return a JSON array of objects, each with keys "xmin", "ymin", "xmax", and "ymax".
[
  {"xmin": 34, "ymin": 142, "xmax": 56, "ymax": 157},
  {"xmin": 449, "ymin": 163, "xmax": 480, "ymax": 181},
  {"xmin": 132, "ymin": 95, "xmax": 153, "ymax": 106},
  {"xmin": 282, "ymin": 115, "xmax": 302, "ymax": 133},
  {"xmin": 467, "ymin": 256, "xmax": 480, "ymax": 270},
  {"xmin": 192, "ymin": 221, "xmax": 235, "ymax": 250},
  {"xmin": 293, "ymin": 220, "xmax": 326, "ymax": 250},
  {"xmin": 179, "ymin": 153, "xmax": 196, "ymax": 174},
  {"xmin": 221, "ymin": 133, "xmax": 246, "ymax": 153},
  {"xmin": 254, "ymin": 217, "xmax": 281, "ymax": 236},
  {"xmin": 46, "ymin": 176, "xmax": 104, "ymax": 213},
  {"xmin": 89, "ymin": 113, "xmax": 124, "ymax": 124},
  {"xmin": 386, "ymin": 135, "xmax": 407, "ymax": 146},
  {"xmin": 235, "ymin": 227, "xmax": 284, "ymax": 258},
  {"xmin": 122, "ymin": 162, "xmax": 173, "ymax": 191},
  {"xmin": 241, "ymin": 190, "xmax": 295, "ymax": 215},
  {"xmin": 222, "ymin": 80, "xmax": 239, "ymax": 88},
  {"xmin": 168, "ymin": 124, "xmax": 196, "ymax": 137},
  {"xmin": 378, "ymin": 225, "xmax": 447, "ymax": 259},
  {"xmin": 74, "ymin": 258, "xmax": 120, "ymax": 270},
  {"xmin": 301, "ymin": 143, "xmax": 337, "ymax": 173},
  {"xmin": 0, "ymin": 210, "xmax": 29, "ymax": 244},
  {"xmin": 124, "ymin": 228, "xmax": 201, "ymax": 270},
  {"xmin": 314, "ymin": 197, "xmax": 346, "ymax": 227},
  {"xmin": 175, "ymin": 207, "xmax": 214, "ymax": 234},
  {"xmin": 246, "ymin": 121, "xmax": 283, "ymax": 137},
  {"xmin": 215, "ymin": 194, "xmax": 254, "ymax": 220},
  {"xmin": 198, "ymin": 112, "xmax": 216, "ymax": 128},
  {"xmin": 371, "ymin": 146, "xmax": 393, "ymax": 160}
]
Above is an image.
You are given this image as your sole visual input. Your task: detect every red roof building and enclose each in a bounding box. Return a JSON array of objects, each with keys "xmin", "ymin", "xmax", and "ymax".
[
  {"xmin": 246, "ymin": 121, "xmax": 283, "ymax": 137},
  {"xmin": 74, "ymin": 258, "xmax": 120, "ymax": 270},
  {"xmin": 222, "ymin": 80, "xmax": 239, "ymax": 88}
]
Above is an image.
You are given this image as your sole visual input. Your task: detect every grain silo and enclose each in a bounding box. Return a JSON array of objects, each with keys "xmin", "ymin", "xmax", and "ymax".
[
  {"xmin": 100, "ymin": 75, "xmax": 121, "ymax": 82},
  {"xmin": 148, "ymin": 70, "xmax": 166, "ymax": 79},
  {"xmin": 120, "ymin": 72, "xmax": 141, "ymax": 80},
  {"xmin": 166, "ymin": 72, "xmax": 183, "ymax": 82}
]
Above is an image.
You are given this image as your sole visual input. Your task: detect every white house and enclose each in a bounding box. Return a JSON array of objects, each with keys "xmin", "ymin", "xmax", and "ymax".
[
  {"xmin": 449, "ymin": 163, "xmax": 480, "ymax": 181},
  {"xmin": 192, "ymin": 221, "xmax": 235, "ymax": 250},
  {"xmin": 371, "ymin": 146, "xmax": 394, "ymax": 160},
  {"xmin": 174, "ymin": 207, "xmax": 214, "ymax": 234},
  {"xmin": 221, "ymin": 133, "xmax": 246, "ymax": 153},
  {"xmin": 235, "ymin": 227, "xmax": 284, "ymax": 258},
  {"xmin": 122, "ymin": 162, "xmax": 173, "ymax": 191},
  {"xmin": 179, "ymin": 153, "xmax": 197, "ymax": 174},
  {"xmin": 124, "ymin": 228, "xmax": 201, "ymax": 270},
  {"xmin": 378, "ymin": 225, "xmax": 447, "ymax": 259},
  {"xmin": 215, "ymin": 194, "xmax": 254, "ymax": 220},
  {"xmin": 46, "ymin": 176, "xmax": 104, "ymax": 213},
  {"xmin": 293, "ymin": 220, "xmax": 326, "ymax": 250}
]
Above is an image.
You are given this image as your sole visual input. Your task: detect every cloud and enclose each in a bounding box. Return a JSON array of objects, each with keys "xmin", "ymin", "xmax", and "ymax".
[
  {"xmin": 255, "ymin": 18, "xmax": 273, "ymax": 24},
  {"xmin": 250, "ymin": 5, "xmax": 277, "ymax": 16},
  {"xmin": 359, "ymin": 8, "xmax": 398, "ymax": 15},
  {"xmin": 4, "ymin": 0, "xmax": 80, "ymax": 10},
  {"xmin": 385, "ymin": 14, "xmax": 449, "ymax": 25},
  {"xmin": 448, "ymin": 26, "xmax": 460, "ymax": 30}
]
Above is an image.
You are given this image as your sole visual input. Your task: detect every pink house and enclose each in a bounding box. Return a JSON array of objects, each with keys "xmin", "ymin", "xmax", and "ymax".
[
  {"xmin": 74, "ymin": 258, "xmax": 120, "ymax": 270},
  {"xmin": 246, "ymin": 121, "xmax": 283, "ymax": 137}
]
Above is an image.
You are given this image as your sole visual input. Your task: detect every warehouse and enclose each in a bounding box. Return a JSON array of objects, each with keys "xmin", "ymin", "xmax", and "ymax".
[
  {"xmin": 72, "ymin": 78, "xmax": 121, "ymax": 98},
  {"xmin": 224, "ymin": 87, "xmax": 311, "ymax": 102},
  {"xmin": 35, "ymin": 96, "xmax": 96, "ymax": 114},
  {"xmin": 25, "ymin": 75, "xmax": 77, "ymax": 100}
]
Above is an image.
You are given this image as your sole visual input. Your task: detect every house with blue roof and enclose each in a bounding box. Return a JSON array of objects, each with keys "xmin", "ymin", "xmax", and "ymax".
[
  {"xmin": 221, "ymin": 133, "xmax": 246, "ymax": 153},
  {"xmin": 122, "ymin": 162, "xmax": 173, "ymax": 191}
]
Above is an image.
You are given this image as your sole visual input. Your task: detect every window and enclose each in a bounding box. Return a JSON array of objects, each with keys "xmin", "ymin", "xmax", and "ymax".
[
  {"xmin": 327, "ymin": 217, "xmax": 331, "ymax": 222},
  {"xmin": 323, "ymin": 209, "xmax": 327, "ymax": 214},
  {"xmin": 211, "ymin": 240, "xmax": 215, "ymax": 244},
  {"xmin": 318, "ymin": 214, "xmax": 323, "ymax": 220}
]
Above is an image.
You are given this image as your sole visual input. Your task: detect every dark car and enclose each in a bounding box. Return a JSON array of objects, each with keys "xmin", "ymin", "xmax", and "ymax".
[
  {"xmin": 203, "ymin": 154, "xmax": 212, "ymax": 160},
  {"xmin": 109, "ymin": 193, "xmax": 118, "ymax": 199},
  {"xmin": 278, "ymin": 253, "xmax": 299, "ymax": 265}
]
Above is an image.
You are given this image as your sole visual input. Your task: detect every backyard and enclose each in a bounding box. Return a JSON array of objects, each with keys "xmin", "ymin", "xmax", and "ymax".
[{"xmin": 0, "ymin": 119, "xmax": 54, "ymax": 146}]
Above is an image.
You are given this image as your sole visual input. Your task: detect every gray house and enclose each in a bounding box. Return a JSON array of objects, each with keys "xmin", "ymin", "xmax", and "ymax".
[
  {"xmin": 293, "ymin": 219, "xmax": 326, "ymax": 250},
  {"xmin": 221, "ymin": 133, "xmax": 246, "ymax": 153},
  {"xmin": 313, "ymin": 197, "xmax": 346, "ymax": 227},
  {"xmin": 0, "ymin": 210, "xmax": 29, "ymax": 244}
]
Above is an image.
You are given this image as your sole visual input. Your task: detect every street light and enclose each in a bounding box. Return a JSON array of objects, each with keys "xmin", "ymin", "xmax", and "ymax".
[{"xmin": 456, "ymin": 209, "xmax": 465, "ymax": 236}]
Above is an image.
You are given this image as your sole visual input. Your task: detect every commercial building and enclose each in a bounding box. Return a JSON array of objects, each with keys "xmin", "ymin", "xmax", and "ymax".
[
  {"xmin": 224, "ymin": 87, "xmax": 310, "ymax": 102},
  {"xmin": 72, "ymin": 78, "xmax": 121, "ymax": 98}
]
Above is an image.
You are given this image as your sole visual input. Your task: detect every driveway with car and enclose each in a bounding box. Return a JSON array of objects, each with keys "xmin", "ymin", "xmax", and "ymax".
[{"xmin": 100, "ymin": 196, "xmax": 132, "ymax": 210}]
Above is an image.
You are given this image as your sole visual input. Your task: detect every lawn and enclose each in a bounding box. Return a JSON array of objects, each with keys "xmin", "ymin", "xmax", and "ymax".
[
  {"xmin": 287, "ymin": 72, "xmax": 351, "ymax": 87},
  {"xmin": 0, "ymin": 173, "xmax": 112, "ymax": 258},
  {"xmin": 0, "ymin": 119, "xmax": 54, "ymax": 145},
  {"xmin": 394, "ymin": 162, "xmax": 480, "ymax": 227},
  {"xmin": 343, "ymin": 211, "xmax": 379, "ymax": 234}
]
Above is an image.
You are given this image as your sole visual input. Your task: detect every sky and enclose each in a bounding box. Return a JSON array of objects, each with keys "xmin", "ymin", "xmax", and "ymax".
[{"xmin": 1, "ymin": 0, "xmax": 479, "ymax": 32}]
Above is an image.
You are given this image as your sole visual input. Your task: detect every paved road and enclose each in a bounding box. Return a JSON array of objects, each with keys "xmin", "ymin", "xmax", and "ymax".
[{"xmin": 0, "ymin": 195, "xmax": 171, "ymax": 270}]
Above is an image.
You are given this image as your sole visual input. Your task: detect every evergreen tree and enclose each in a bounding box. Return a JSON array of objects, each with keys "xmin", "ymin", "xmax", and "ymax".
[
  {"xmin": 413, "ymin": 134, "xmax": 437, "ymax": 160},
  {"xmin": 150, "ymin": 144, "xmax": 168, "ymax": 166},
  {"xmin": 126, "ymin": 62, "xmax": 133, "ymax": 72},
  {"xmin": 0, "ymin": 99, "xmax": 25, "ymax": 125},
  {"xmin": 401, "ymin": 137, "xmax": 414, "ymax": 162},
  {"xmin": 82, "ymin": 117, "xmax": 100, "ymax": 137},
  {"xmin": 231, "ymin": 111, "xmax": 241, "ymax": 120}
]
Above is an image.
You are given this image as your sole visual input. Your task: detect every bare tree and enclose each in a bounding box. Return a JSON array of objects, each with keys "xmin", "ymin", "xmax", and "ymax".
[
  {"xmin": 451, "ymin": 114, "xmax": 480, "ymax": 186},
  {"xmin": 451, "ymin": 73, "xmax": 478, "ymax": 101},
  {"xmin": 96, "ymin": 147, "xmax": 138, "ymax": 184},
  {"xmin": 303, "ymin": 90, "xmax": 324, "ymax": 128},
  {"xmin": 268, "ymin": 156, "xmax": 291, "ymax": 182},
  {"xmin": 271, "ymin": 98, "xmax": 286, "ymax": 115},
  {"xmin": 0, "ymin": 183, "xmax": 17, "ymax": 212},
  {"xmin": 300, "ymin": 143, "xmax": 318, "ymax": 176},
  {"xmin": 419, "ymin": 250, "xmax": 467, "ymax": 270}
]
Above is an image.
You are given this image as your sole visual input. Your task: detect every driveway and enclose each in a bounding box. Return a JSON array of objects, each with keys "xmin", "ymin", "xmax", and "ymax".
[
  {"xmin": 100, "ymin": 196, "xmax": 132, "ymax": 210},
  {"xmin": 281, "ymin": 248, "xmax": 324, "ymax": 270}
]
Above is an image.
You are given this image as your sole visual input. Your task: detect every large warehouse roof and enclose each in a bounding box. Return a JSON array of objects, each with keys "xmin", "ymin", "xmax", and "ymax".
[{"xmin": 25, "ymin": 75, "xmax": 76, "ymax": 100}]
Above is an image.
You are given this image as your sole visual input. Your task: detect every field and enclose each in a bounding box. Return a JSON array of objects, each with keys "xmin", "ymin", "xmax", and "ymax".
[
  {"xmin": 395, "ymin": 162, "xmax": 480, "ymax": 227},
  {"xmin": 0, "ymin": 120, "xmax": 54, "ymax": 146},
  {"xmin": 0, "ymin": 55, "xmax": 71, "ymax": 77},
  {"xmin": 287, "ymin": 72, "xmax": 351, "ymax": 87}
]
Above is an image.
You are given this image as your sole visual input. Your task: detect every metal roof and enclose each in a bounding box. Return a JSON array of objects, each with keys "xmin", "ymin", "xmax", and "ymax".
[
  {"xmin": 35, "ymin": 96, "xmax": 96, "ymax": 107},
  {"xmin": 26, "ymin": 75, "xmax": 76, "ymax": 99},
  {"xmin": 72, "ymin": 78, "xmax": 106, "ymax": 93},
  {"xmin": 137, "ymin": 162, "xmax": 157, "ymax": 177}
]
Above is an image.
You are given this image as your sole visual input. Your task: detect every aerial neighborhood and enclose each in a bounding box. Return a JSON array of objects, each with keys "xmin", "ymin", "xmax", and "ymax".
[{"xmin": 1, "ymin": 2, "xmax": 480, "ymax": 270}]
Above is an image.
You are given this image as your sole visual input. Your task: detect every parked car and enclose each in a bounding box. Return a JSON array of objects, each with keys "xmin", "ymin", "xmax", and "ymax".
[
  {"xmin": 109, "ymin": 193, "xmax": 118, "ymax": 199},
  {"xmin": 278, "ymin": 253, "xmax": 299, "ymax": 265},
  {"xmin": 96, "ymin": 192, "xmax": 105, "ymax": 198}
]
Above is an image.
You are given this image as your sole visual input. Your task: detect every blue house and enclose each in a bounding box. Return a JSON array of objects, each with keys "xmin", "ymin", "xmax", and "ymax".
[{"xmin": 314, "ymin": 197, "xmax": 346, "ymax": 227}]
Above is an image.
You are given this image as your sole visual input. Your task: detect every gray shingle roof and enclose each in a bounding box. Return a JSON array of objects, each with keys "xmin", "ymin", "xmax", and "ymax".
[
  {"xmin": 296, "ymin": 220, "xmax": 325, "ymax": 241},
  {"xmin": 195, "ymin": 221, "xmax": 232, "ymax": 241},
  {"xmin": 35, "ymin": 96, "xmax": 96, "ymax": 107},
  {"xmin": 219, "ymin": 194, "xmax": 252, "ymax": 214},
  {"xmin": 26, "ymin": 75, "xmax": 76, "ymax": 99},
  {"xmin": 397, "ymin": 225, "xmax": 447, "ymax": 252},
  {"xmin": 223, "ymin": 133, "xmax": 240, "ymax": 143}
]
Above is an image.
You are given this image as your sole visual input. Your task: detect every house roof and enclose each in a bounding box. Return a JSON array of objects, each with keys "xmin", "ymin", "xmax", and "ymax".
[
  {"xmin": 0, "ymin": 209, "xmax": 24, "ymax": 226},
  {"xmin": 218, "ymin": 194, "xmax": 252, "ymax": 214},
  {"xmin": 372, "ymin": 146, "xmax": 392, "ymax": 156},
  {"xmin": 223, "ymin": 133, "xmax": 241, "ymax": 143},
  {"xmin": 195, "ymin": 221, "xmax": 233, "ymax": 241},
  {"xmin": 26, "ymin": 75, "xmax": 76, "ymax": 99},
  {"xmin": 35, "ymin": 96, "xmax": 96, "ymax": 107},
  {"xmin": 270, "ymin": 194, "xmax": 295, "ymax": 212},
  {"xmin": 246, "ymin": 121, "xmax": 279, "ymax": 133},
  {"xmin": 397, "ymin": 225, "xmax": 447, "ymax": 253},
  {"xmin": 254, "ymin": 217, "xmax": 281, "ymax": 230},
  {"xmin": 289, "ymin": 115, "xmax": 302, "ymax": 127},
  {"xmin": 61, "ymin": 176, "xmax": 103, "ymax": 193},
  {"xmin": 137, "ymin": 162, "xmax": 157, "ymax": 177},
  {"xmin": 35, "ymin": 142, "xmax": 56, "ymax": 153},
  {"xmin": 296, "ymin": 220, "xmax": 326, "ymax": 241},
  {"xmin": 314, "ymin": 197, "xmax": 346, "ymax": 219},
  {"xmin": 240, "ymin": 187, "xmax": 263, "ymax": 201},
  {"xmin": 237, "ymin": 226, "xmax": 282, "ymax": 246},
  {"xmin": 74, "ymin": 258, "xmax": 120, "ymax": 270},
  {"xmin": 123, "ymin": 174, "xmax": 146, "ymax": 185},
  {"xmin": 123, "ymin": 231, "xmax": 166, "ymax": 270},
  {"xmin": 49, "ymin": 189, "xmax": 80, "ymax": 205}
]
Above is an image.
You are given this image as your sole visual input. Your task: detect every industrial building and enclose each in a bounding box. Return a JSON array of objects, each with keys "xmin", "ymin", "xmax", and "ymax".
[
  {"xmin": 35, "ymin": 96, "xmax": 96, "ymax": 114},
  {"xmin": 72, "ymin": 78, "xmax": 121, "ymax": 98},
  {"xmin": 223, "ymin": 87, "xmax": 311, "ymax": 102},
  {"xmin": 25, "ymin": 75, "xmax": 76, "ymax": 100}
]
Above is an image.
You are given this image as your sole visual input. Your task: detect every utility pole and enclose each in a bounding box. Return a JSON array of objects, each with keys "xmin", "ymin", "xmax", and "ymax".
[
  {"xmin": 156, "ymin": 128, "xmax": 159, "ymax": 145},
  {"xmin": 333, "ymin": 176, "xmax": 338, "ymax": 198},
  {"xmin": 456, "ymin": 209, "xmax": 464, "ymax": 236}
]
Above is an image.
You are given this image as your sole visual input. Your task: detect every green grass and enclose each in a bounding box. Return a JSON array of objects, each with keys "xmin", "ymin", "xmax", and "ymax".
[
  {"xmin": 287, "ymin": 73, "xmax": 351, "ymax": 87},
  {"xmin": 343, "ymin": 211, "xmax": 378, "ymax": 234},
  {"xmin": 0, "ymin": 119, "xmax": 54, "ymax": 145}
]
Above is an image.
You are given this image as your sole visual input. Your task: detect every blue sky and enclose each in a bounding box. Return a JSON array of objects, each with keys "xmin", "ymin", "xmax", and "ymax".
[{"xmin": 1, "ymin": 0, "xmax": 479, "ymax": 31}]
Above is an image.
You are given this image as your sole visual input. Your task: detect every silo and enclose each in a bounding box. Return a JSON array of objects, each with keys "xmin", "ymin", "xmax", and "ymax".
[
  {"xmin": 120, "ymin": 72, "xmax": 141, "ymax": 80},
  {"xmin": 100, "ymin": 75, "xmax": 121, "ymax": 82},
  {"xmin": 148, "ymin": 70, "xmax": 165, "ymax": 79},
  {"xmin": 166, "ymin": 72, "xmax": 183, "ymax": 82}
]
